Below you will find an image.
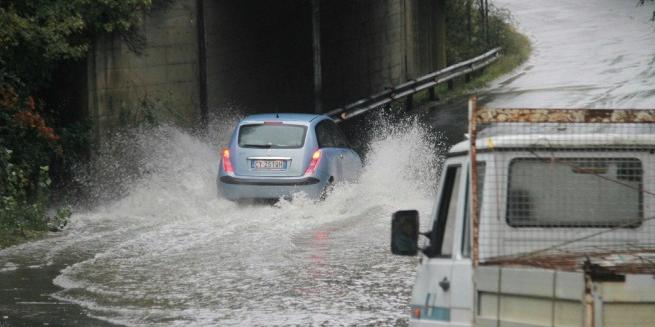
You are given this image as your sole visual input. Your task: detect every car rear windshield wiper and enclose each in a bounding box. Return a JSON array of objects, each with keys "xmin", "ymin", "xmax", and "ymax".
[{"xmin": 242, "ymin": 144, "xmax": 273, "ymax": 148}]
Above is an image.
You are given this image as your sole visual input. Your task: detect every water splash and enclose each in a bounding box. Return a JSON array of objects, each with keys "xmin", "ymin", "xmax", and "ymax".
[{"xmin": 1, "ymin": 111, "xmax": 445, "ymax": 326}]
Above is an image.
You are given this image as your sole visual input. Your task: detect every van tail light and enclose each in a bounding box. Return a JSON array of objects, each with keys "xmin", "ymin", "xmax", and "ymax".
[
  {"xmin": 222, "ymin": 148, "xmax": 234, "ymax": 173},
  {"xmin": 304, "ymin": 150, "xmax": 322, "ymax": 175},
  {"xmin": 412, "ymin": 307, "xmax": 421, "ymax": 319}
]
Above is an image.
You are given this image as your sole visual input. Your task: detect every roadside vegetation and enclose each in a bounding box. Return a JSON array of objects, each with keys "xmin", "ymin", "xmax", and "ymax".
[
  {"xmin": 434, "ymin": 25, "xmax": 531, "ymax": 103},
  {"xmin": 0, "ymin": 0, "xmax": 170, "ymax": 248},
  {"xmin": 414, "ymin": 1, "xmax": 532, "ymax": 106}
]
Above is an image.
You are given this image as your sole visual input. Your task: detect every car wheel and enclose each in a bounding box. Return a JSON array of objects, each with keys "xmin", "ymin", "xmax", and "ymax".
[{"xmin": 320, "ymin": 177, "xmax": 335, "ymax": 201}]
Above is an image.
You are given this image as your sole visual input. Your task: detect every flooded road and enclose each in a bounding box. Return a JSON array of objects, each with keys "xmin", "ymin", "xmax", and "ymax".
[
  {"xmin": 489, "ymin": 0, "xmax": 655, "ymax": 108},
  {"xmin": 3, "ymin": 0, "xmax": 655, "ymax": 326},
  {"xmin": 430, "ymin": 0, "xmax": 655, "ymax": 144},
  {"xmin": 0, "ymin": 118, "xmax": 443, "ymax": 326}
]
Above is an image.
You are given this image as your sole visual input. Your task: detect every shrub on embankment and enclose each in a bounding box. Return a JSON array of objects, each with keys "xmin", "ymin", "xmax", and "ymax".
[
  {"xmin": 0, "ymin": 85, "xmax": 70, "ymax": 247},
  {"xmin": 402, "ymin": 1, "xmax": 530, "ymax": 107},
  {"xmin": 434, "ymin": 0, "xmax": 532, "ymax": 101},
  {"xmin": 0, "ymin": 0, "xmax": 170, "ymax": 247}
]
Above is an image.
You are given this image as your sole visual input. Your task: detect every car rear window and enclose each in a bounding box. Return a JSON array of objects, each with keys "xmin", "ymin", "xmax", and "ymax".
[{"xmin": 238, "ymin": 124, "xmax": 307, "ymax": 149}]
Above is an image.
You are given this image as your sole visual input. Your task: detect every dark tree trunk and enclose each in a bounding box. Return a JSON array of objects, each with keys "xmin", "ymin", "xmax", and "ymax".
[{"xmin": 436, "ymin": 0, "xmax": 447, "ymax": 69}]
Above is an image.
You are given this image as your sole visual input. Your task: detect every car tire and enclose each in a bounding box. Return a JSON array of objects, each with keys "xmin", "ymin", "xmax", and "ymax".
[{"xmin": 320, "ymin": 177, "xmax": 335, "ymax": 201}]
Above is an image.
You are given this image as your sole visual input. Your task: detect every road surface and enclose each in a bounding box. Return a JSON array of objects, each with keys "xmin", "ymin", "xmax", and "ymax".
[{"xmin": 2, "ymin": 0, "xmax": 655, "ymax": 325}]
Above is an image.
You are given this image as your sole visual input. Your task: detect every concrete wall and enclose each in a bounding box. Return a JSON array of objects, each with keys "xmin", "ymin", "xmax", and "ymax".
[
  {"xmin": 318, "ymin": 0, "xmax": 442, "ymax": 110},
  {"xmin": 87, "ymin": 0, "xmax": 201, "ymax": 139},
  {"xmin": 203, "ymin": 1, "xmax": 314, "ymax": 115},
  {"xmin": 320, "ymin": 0, "xmax": 404, "ymax": 110},
  {"xmin": 86, "ymin": 0, "xmax": 444, "ymax": 136}
]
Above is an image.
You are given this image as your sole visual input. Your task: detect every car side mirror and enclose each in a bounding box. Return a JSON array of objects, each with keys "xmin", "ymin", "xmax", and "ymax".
[{"xmin": 391, "ymin": 210, "xmax": 419, "ymax": 256}]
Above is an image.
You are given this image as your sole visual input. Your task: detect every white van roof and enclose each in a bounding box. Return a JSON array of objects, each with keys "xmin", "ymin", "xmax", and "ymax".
[{"xmin": 449, "ymin": 124, "xmax": 655, "ymax": 154}]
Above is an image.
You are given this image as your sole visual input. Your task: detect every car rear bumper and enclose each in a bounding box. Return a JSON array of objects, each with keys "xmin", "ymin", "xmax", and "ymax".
[
  {"xmin": 219, "ymin": 176, "xmax": 320, "ymax": 186},
  {"xmin": 217, "ymin": 175, "xmax": 326, "ymax": 200}
]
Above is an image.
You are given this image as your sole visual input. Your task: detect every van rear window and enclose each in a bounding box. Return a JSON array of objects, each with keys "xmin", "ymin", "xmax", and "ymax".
[
  {"xmin": 507, "ymin": 158, "xmax": 643, "ymax": 228},
  {"xmin": 238, "ymin": 124, "xmax": 307, "ymax": 149}
]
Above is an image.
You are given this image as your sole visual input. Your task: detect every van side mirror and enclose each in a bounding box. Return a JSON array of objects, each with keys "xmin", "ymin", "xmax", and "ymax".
[{"xmin": 391, "ymin": 210, "xmax": 419, "ymax": 256}]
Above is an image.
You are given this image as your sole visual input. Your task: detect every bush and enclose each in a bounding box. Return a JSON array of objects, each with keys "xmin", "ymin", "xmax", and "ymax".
[
  {"xmin": 0, "ymin": 149, "xmax": 49, "ymax": 232},
  {"xmin": 445, "ymin": 1, "xmax": 516, "ymax": 65},
  {"xmin": 0, "ymin": 84, "xmax": 70, "ymax": 246},
  {"xmin": 0, "ymin": 0, "xmax": 173, "ymax": 247}
]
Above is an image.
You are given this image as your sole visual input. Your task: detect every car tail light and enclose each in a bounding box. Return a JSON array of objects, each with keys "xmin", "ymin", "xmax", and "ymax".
[
  {"xmin": 304, "ymin": 150, "xmax": 321, "ymax": 175},
  {"xmin": 222, "ymin": 148, "xmax": 234, "ymax": 173}
]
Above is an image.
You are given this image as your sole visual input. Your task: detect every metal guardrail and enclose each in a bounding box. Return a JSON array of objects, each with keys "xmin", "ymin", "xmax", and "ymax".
[{"xmin": 328, "ymin": 47, "xmax": 502, "ymax": 122}]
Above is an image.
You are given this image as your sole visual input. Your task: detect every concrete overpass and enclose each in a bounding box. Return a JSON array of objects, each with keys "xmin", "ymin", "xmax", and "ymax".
[{"xmin": 86, "ymin": 0, "xmax": 446, "ymax": 137}]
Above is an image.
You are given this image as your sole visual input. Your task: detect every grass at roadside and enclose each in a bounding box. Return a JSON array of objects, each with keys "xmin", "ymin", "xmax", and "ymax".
[{"xmin": 453, "ymin": 27, "xmax": 530, "ymax": 94}]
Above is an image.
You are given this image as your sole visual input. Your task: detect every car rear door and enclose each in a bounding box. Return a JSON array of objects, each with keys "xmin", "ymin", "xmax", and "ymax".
[
  {"xmin": 331, "ymin": 122, "xmax": 362, "ymax": 181},
  {"xmin": 315, "ymin": 120, "xmax": 342, "ymax": 180}
]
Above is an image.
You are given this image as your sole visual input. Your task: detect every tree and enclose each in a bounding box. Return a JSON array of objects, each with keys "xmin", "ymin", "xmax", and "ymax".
[
  {"xmin": 0, "ymin": 0, "xmax": 170, "ymax": 243},
  {"xmin": 0, "ymin": 0, "xmax": 169, "ymax": 90}
]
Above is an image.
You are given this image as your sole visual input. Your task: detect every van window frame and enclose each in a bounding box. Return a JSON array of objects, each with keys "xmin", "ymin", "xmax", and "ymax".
[
  {"xmin": 425, "ymin": 164, "xmax": 462, "ymax": 258},
  {"xmin": 462, "ymin": 162, "xmax": 486, "ymax": 258}
]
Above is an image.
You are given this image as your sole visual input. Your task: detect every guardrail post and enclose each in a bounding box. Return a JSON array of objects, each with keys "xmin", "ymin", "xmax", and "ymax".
[
  {"xmin": 429, "ymin": 88, "xmax": 437, "ymax": 101},
  {"xmin": 405, "ymin": 94, "xmax": 414, "ymax": 111},
  {"xmin": 447, "ymin": 80, "xmax": 454, "ymax": 90}
]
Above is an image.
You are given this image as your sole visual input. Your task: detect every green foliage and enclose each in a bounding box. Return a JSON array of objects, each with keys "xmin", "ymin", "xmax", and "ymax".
[
  {"xmin": 410, "ymin": 2, "xmax": 531, "ymax": 106},
  {"xmin": 0, "ymin": 0, "xmax": 168, "ymax": 90},
  {"xmin": 0, "ymin": 0, "xmax": 170, "ymax": 246},
  {"xmin": 0, "ymin": 149, "xmax": 48, "ymax": 233},
  {"xmin": 0, "ymin": 146, "xmax": 71, "ymax": 248},
  {"xmin": 435, "ymin": 26, "xmax": 531, "ymax": 103},
  {"xmin": 0, "ymin": 84, "xmax": 73, "ymax": 247},
  {"xmin": 445, "ymin": 1, "xmax": 514, "ymax": 65},
  {"xmin": 0, "ymin": 147, "xmax": 72, "ymax": 246}
]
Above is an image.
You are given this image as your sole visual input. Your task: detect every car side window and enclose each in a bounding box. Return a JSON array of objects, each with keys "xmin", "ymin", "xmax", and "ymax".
[
  {"xmin": 316, "ymin": 120, "xmax": 344, "ymax": 148},
  {"xmin": 330, "ymin": 122, "xmax": 350, "ymax": 148}
]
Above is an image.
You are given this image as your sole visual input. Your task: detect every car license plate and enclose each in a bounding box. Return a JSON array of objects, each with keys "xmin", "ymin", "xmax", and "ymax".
[{"xmin": 253, "ymin": 160, "xmax": 286, "ymax": 170}]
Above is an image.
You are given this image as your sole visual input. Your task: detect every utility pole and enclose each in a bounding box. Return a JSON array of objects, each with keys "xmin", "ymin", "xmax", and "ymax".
[{"xmin": 311, "ymin": 0, "xmax": 323, "ymax": 114}]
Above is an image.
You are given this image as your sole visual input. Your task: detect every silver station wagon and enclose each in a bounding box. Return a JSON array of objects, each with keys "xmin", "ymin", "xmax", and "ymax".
[{"xmin": 217, "ymin": 113, "xmax": 362, "ymax": 201}]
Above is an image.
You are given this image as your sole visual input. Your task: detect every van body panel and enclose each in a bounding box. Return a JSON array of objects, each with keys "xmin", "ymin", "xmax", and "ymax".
[
  {"xmin": 406, "ymin": 135, "xmax": 655, "ymax": 326},
  {"xmin": 410, "ymin": 157, "xmax": 473, "ymax": 326}
]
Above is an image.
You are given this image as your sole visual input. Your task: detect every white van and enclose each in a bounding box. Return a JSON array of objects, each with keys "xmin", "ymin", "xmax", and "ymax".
[{"xmin": 391, "ymin": 99, "xmax": 655, "ymax": 326}]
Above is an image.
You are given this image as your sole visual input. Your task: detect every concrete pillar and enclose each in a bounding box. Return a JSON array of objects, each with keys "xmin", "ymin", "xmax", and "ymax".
[
  {"xmin": 312, "ymin": 0, "xmax": 323, "ymax": 113},
  {"xmin": 196, "ymin": 0, "xmax": 208, "ymax": 128}
]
